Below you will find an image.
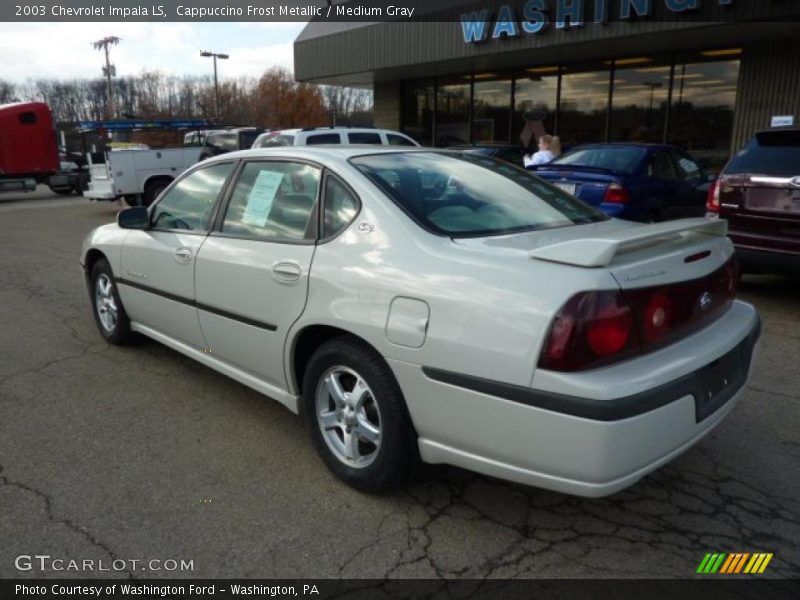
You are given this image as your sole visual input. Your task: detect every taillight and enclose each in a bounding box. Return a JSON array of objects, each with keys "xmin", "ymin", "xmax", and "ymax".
[
  {"xmin": 539, "ymin": 258, "xmax": 738, "ymax": 372},
  {"xmin": 539, "ymin": 290, "xmax": 638, "ymax": 372},
  {"xmin": 640, "ymin": 291, "xmax": 672, "ymax": 344},
  {"xmin": 604, "ymin": 183, "xmax": 630, "ymax": 204},
  {"xmin": 706, "ymin": 179, "xmax": 721, "ymax": 213}
]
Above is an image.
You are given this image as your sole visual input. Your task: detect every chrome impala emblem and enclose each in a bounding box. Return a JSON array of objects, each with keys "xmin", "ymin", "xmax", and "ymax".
[
  {"xmin": 699, "ymin": 292, "xmax": 713, "ymax": 311},
  {"xmin": 790, "ymin": 176, "xmax": 800, "ymax": 188}
]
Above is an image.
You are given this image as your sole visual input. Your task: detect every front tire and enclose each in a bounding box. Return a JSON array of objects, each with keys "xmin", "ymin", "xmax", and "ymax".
[
  {"xmin": 90, "ymin": 259, "xmax": 134, "ymax": 345},
  {"xmin": 303, "ymin": 337, "xmax": 415, "ymax": 492}
]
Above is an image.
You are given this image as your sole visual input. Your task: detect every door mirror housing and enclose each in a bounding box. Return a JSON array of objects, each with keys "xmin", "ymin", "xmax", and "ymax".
[{"xmin": 118, "ymin": 206, "xmax": 149, "ymax": 230}]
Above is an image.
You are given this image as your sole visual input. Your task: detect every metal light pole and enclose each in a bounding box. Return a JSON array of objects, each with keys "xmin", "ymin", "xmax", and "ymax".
[
  {"xmin": 200, "ymin": 51, "xmax": 229, "ymax": 118},
  {"xmin": 93, "ymin": 36, "xmax": 121, "ymax": 120}
]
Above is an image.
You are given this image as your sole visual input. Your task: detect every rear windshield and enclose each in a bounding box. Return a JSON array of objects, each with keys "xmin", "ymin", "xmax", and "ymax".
[
  {"xmin": 725, "ymin": 130, "xmax": 800, "ymax": 176},
  {"xmin": 552, "ymin": 147, "xmax": 647, "ymax": 174},
  {"xmin": 255, "ymin": 134, "xmax": 294, "ymax": 148},
  {"xmin": 350, "ymin": 152, "xmax": 606, "ymax": 237}
]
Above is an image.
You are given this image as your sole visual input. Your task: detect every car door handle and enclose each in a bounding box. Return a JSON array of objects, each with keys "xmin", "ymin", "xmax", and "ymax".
[
  {"xmin": 174, "ymin": 247, "xmax": 193, "ymax": 264},
  {"xmin": 272, "ymin": 262, "xmax": 302, "ymax": 282}
]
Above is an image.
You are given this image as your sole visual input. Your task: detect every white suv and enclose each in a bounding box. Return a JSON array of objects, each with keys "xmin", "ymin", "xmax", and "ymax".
[{"xmin": 251, "ymin": 127, "xmax": 419, "ymax": 148}]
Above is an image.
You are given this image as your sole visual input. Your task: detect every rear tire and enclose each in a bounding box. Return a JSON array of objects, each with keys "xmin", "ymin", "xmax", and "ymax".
[
  {"xmin": 302, "ymin": 336, "xmax": 415, "ymax": 492},
  {"xmin": 90, "ymin": 258, "xmax": 134, "ymax": 345}
]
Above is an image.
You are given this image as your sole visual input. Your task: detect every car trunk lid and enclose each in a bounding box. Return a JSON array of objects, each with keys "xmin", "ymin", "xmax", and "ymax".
[{"xmin": 533, "ymin": 166, "xmax": 621, "ymax": 207}]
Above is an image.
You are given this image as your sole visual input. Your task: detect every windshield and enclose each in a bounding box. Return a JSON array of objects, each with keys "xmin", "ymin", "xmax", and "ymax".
[
  {"xmin": 552, "ymin": 147, "xmax": 647, "ymax": 174},
  {"xmin": 350, "ymin": 152, "xmax": 606, "ymax": 237}
]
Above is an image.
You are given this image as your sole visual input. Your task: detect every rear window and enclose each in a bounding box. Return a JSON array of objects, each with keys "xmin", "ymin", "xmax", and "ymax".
[
  {"xmin": 255, "ymin": 134, "xmax": 294, "ymax": 148},
  {"xmin": 387, "ymin": 134, "xmax": 417, "ymax": 147},
  {"xmin": 351, "ymin": 152, "xmax": 606, "ymax": 237},
  {"xmin": 348, "ymin": 132, "xmax": 382, "ymax": 144},
  {"xmin": 725, "ymin": 130, "xmax": 800, "ymax": 176},
  {"xmin": 18, "ymin": 111, "xmax": 37, "ymax": 125},
  {"xmin": 208, "ymin": 133, "xmax": 237, "ymax": 152},
  {"xmin": 552, "ymin": 147, "xmax": 647, "ymax": 174},
  {"xmin": 306, "ymin": 133, "xmax": 341, "ymax": 145}
]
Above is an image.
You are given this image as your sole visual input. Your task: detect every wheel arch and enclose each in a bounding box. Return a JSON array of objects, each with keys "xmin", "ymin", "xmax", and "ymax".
[
  {"xmin": 83, "ymin": 248, "xmax": 108, "ymax": 283},
  {"xmin": 290, "ymin": 324, "xmax": 365, "ymax": 396},
  {"xmin": 143, "ymin": 174, "xmax": 174, "ymax": 195}
]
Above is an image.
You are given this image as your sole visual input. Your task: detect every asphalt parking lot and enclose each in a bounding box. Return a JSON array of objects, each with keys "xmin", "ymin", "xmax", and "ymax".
[{"xmin": 1, "ymin": 189, "xmax": 799, "ymax": 580}]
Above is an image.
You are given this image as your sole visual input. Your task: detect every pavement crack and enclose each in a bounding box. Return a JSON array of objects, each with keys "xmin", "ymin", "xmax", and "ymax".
[{"xmin": 0, "ymin": 471, "xmax": 134, "ymax": 579}]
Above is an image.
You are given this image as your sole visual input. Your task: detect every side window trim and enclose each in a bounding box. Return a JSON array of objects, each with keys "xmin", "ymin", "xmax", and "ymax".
[
  {"xmin": 210, "ymin": 157, "xmax": 324, "ymax": 245},
  {"xmin": 148, "ymin": 160, "xmax": 237, "ymax": 234},
  {"xmin": 319, "ymin": 169, "xmax": 362, "ymax": 243}
]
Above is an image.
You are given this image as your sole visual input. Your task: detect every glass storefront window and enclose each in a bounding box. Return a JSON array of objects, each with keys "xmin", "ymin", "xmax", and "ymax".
[
  {"xmin": 436, "ymin": 77, "xmax": 471, "ymax": 146},
  {"xmin": 669, "ymin": 54, "xmax": 740, "ymax": 172},
  {"xmin": 472, "ymin": 75, "xmax": 512, "ymax": 144},
  {"xmin": 609, "ymin": 58, "xmax": 671, "ymax": 143},
  {"xmin": 558, "ymin": 63, "xmax": 611, "ymax": 149},
  {"xmin": 513, "ymin": 68, "xmax": 558, "ymax": 148},
  {"xmin": 400, "ymin": 52, "xmax": 740, "ymax": 164},
  {"xmin": 402, "ymin": 80, "xmax": 435, "ymax": 146}
]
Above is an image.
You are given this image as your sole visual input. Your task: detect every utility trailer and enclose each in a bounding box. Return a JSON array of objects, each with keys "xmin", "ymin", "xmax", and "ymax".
[{"xmin": 80, "ymin": 118, "xmax": 214, "ymax": 206}]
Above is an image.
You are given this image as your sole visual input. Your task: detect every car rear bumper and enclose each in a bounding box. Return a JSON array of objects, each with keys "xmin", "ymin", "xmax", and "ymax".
[{"xmin": 390, "ymin": 301, "xmax": 760, "ymax": 497}]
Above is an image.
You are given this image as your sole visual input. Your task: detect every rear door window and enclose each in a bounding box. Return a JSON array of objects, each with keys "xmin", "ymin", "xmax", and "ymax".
[
  {"xmin": 306, "ymin": 133, "xmax": 341, "ymax": 145},
  {"xmin": 648, "ymin": 151, "xmax": 678, "ymax": 179},
  {"xmin": 347, "ymin": 132, "xmax": 382, "ymax": 144},
  {"xmin": 726, "ymin": 131, "xmax": 800, "ymax": 176},
  {"xmin": 221, "ymin": 161, "xmax": 321, "ymax": 241}
]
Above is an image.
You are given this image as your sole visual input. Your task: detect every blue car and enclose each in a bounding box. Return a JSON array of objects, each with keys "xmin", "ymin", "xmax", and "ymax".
[{"xmin": 529, "ymin": 144, "xmax": 712, "ymax": 222}]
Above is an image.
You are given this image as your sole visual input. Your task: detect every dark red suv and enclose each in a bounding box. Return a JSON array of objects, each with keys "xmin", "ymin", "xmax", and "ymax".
[{"xmin": 708, "ymin": 128, "xmax": 800, "ymax": 274}]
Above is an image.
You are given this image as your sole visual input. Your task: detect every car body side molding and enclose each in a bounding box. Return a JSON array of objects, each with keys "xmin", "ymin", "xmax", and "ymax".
[{"xmin": 116, "ymin": 277, "xmax": 278, "ymax": 332}]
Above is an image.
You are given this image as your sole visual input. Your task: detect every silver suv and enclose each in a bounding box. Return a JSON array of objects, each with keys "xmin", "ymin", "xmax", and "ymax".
[{"xmin": 251, "ymin": 127, "xmax": 419, "ymax": 148}]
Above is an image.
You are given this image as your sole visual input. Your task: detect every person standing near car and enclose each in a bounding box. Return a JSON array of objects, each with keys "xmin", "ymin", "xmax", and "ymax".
[{"xmin": 524, "ymin": 135, "xmax": 562, "ymax": 167}]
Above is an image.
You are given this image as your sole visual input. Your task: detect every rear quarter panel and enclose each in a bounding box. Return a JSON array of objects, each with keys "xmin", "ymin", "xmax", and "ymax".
[{"xmin": 289, "ymin": 161, "xmax": 620, "ymax": 393}]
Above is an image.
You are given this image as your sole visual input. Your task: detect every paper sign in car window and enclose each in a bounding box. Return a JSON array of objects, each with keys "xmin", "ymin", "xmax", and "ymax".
[
  {"xmin": 242, "ymin": 170, "xmax": 284, "ymax": 227},
  {"xmin": 679, "ymin": 158, "xmax": 699, "ymax": 173}
]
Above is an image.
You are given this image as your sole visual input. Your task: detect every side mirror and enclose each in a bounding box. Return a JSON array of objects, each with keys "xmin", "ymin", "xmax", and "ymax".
[{"xmin": 118, "ymin": 206, "xmax": 149, "ymax": 230}]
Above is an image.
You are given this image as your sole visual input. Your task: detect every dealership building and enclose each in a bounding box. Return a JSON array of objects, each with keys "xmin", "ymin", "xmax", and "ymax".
[{"xmin": 294, "ymin": 0, "xmax": 800, "ymax": 169}]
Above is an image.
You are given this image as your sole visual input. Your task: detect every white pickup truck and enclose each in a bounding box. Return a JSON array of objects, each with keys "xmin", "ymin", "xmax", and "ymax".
[{"xmin": 84, "ymin": 147, "xmax": 202, "ymax": 206}]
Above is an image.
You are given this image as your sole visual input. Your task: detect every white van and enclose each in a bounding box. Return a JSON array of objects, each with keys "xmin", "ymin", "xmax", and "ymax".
[{"xmin": 251, "ymin": 127, "xmax": 420, "ymax": 148}]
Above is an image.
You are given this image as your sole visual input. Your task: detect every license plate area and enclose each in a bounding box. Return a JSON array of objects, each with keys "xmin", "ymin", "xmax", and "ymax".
[
  {"xmin": 746, "ymin": 187, "xmax": 800, "ymax": 214},
  {"xmin": 694, "ymin": 332, "xmax": 755, "ymax": 423},
  {"xmin": 554, "ymin": 182, "xmax": 576, "ymax": 196}
]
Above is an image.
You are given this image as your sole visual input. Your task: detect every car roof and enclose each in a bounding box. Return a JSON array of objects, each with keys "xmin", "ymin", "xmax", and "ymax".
[
  {"xmin": 567, "ymin": 143, "xmax": 675, "ymax": 151},
  {"xmin": 451, "ymin": 143, "xmax": 522, "ymax": 149},
  {"xmin": 214, "ymin": 146, "xmax": 432, "ymax": 162}
]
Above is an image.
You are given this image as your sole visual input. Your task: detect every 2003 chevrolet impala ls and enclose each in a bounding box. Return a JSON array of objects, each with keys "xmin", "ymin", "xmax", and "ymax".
[{"xmin": 81, "ymin": 147, "xmax": 760, "ymax": 496}]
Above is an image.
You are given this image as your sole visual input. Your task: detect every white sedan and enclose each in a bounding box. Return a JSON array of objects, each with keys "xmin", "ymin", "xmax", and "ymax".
[{"xmin": 81, "ymin": 147, "xmax": 760, "ymax": 496}]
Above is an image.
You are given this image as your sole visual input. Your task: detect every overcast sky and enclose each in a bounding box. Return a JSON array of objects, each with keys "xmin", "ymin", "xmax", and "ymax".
[{"xmin": 0, "ymin": 22, "xmax": 306, "ymax": 83}]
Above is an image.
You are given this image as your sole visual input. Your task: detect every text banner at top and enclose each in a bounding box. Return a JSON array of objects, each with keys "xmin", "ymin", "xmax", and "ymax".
[{"xmin": 3, "ymin": 0, "xmax": 800, "ymax": 23}]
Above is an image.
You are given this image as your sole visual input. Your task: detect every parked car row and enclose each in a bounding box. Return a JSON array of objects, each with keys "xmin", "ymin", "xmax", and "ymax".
[{"xmin": 459, "ymin": 132, "xmax": 799, "ymax": 275}]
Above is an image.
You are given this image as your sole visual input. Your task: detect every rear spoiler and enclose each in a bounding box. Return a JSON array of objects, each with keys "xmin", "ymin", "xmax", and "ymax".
[{"xmin": 530, "ymin": 218, "xmax": 728, "ymax": 268}]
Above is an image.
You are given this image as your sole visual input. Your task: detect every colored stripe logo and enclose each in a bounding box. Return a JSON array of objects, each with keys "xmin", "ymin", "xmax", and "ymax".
[{"xmin": 697, "ymin": 553, "xmax": 773, "ymax": 574}]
